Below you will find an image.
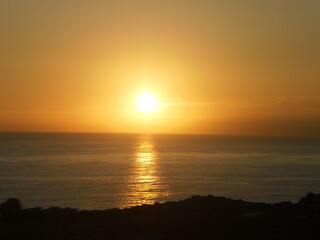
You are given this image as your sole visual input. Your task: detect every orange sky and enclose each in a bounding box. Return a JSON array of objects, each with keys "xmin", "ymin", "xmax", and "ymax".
[{"xmin": 1, "ymin": 0, "xmax": 319, "ymax": 136}]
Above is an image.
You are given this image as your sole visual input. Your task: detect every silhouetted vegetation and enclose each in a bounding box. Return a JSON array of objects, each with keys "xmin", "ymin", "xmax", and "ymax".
[{"xmin": 1, "ymin": 193, "xmax": 320, "ymax": 239}]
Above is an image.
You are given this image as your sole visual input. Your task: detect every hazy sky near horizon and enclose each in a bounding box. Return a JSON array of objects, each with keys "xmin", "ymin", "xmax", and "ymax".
[{"xmin": 1, "ymin": 0, "xmax": 319, "ymax": 136}]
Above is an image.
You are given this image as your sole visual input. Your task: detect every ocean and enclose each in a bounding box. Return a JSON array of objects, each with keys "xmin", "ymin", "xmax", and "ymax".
[{"xmin": 0, "ymin": 132, "xmax": 320, "ymax": 210}]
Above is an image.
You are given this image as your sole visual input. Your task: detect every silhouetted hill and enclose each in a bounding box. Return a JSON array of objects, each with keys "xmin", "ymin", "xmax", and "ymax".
[{"xmin": 1, "ymin": 193, "xmax": 320, "ymax": 239}]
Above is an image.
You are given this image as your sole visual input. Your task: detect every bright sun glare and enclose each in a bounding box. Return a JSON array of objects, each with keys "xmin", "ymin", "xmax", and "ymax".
[{"xmin": 137, "ymin": 93, "xmax": 158, "ymax": 112}]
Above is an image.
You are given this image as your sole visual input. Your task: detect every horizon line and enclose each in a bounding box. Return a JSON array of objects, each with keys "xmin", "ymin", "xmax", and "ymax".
[{"xmin": 0, "ymin": 131, "xmax": 319, "ymax": 139}]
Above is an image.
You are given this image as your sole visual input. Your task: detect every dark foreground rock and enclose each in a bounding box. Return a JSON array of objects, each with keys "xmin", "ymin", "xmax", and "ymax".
[{"xmin": 1, "ymin": 193, "xmax": 320, "ymax": 240}]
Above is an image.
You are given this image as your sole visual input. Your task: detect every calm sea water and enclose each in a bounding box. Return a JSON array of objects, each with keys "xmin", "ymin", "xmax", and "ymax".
[{"xmin": 0, "ymin": 132, "xmax": 320, "ymax": 209}]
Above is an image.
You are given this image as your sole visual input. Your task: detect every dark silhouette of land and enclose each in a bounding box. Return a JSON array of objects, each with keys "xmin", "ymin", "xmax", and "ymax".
[{"xmin": 1, "ymin": 193, "xmax": 320, "ymax": 240}]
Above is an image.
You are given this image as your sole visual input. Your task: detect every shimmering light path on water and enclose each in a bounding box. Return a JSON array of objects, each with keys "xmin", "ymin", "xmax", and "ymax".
[{"xmin": 121, "ymin": 135, "xmax": 168, "ymax": 207}]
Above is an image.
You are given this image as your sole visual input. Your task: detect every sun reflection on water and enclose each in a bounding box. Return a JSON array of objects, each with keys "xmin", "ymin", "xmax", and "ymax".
[{"xmin": 120, "ymin": 135, "xmax": 168, "ymax": 208}]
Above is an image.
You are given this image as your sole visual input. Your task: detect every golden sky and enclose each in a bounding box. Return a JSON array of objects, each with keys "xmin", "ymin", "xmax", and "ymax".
[{"xmin": 1, "ymin": 0, "xmax": 319, "ymax": 136}]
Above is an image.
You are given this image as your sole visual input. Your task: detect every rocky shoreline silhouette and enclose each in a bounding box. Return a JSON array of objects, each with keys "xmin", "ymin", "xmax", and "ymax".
[{"xmin": 1, "ymin": 193, "xmax": 320, "ymax": 239}]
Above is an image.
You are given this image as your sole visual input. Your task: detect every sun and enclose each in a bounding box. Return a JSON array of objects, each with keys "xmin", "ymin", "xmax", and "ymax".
[{"xmin": 137, "ymin": 93, "xmax": 158, "ymax": 112}]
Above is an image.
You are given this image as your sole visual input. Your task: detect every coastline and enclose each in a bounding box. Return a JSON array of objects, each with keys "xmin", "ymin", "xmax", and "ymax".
[{"xmin": 1, "ymin": 193, "xmax": 320, "ymax": 240}]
